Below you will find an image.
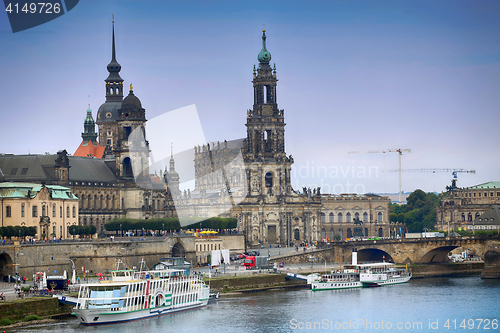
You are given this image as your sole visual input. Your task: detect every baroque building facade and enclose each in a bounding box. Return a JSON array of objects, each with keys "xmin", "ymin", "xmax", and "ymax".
[
  {"xmin": 435, "ymin": 181, "xmax": 500, "ymax": 232},
  {"xmin": 0, "ymin": 26, "xmax": 394, "ymax": 246}
]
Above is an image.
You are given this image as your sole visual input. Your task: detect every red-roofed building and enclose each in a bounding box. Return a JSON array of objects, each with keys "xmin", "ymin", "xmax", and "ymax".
[{"xmin": 74, "ymin": 106, "xmax": 105, "ymax": 159}]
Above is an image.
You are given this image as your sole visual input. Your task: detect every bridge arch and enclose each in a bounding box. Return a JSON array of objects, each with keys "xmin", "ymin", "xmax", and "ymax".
[
  {"xmin": 357, "ymin": 248, "xmax": 394, "ymax": 263},
  {"xmin": 419, "ymin": 246, "xmax": 458, "ymax": 263}
]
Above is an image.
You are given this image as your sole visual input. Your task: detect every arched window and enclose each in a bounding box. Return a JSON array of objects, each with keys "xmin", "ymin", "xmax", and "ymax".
[
  {"xmin": 72, "ymin": 206, "xmax": 76, "ymax": 218},
  {"xmin": 338, "ymin": 213, "xmax": 343, "ymax": 223},
  {"xmin": 377, "ymin": 212, "xmax": 383, "ymax": 222},
  {"xmin": 462, "ymin": 213, "xmax": 465, "ymax": 222},
  {"xmin": 232, "ymin": 171, "xmax": 239, "ymax": 184},
  {"xmin": 329, "ymin": 228, "xmax": 334, "ymax": 240},
  {"xmin": 294, "ymin": 229, "xmax": 300, "ymax": 240},
  {"xmin": 66, "ymin": 206, "xmax": 70, "ymax": 218},
  {"xmin": 346, "ymin": 228, "xmax": 352, "ymax": 238},
  {"xmin": 321, "ymin": 228, "xmax": 326, "ymax": 240},
  {"xmin": 468, "ymin": 213, "xmax": 472, "ymax": 222},
  {"xmin": 320, "ymin": 213, "xmax": 325, "ymax": 223},
  {"xmin": 346, "ymin": 212, "xmax": 351, "ymax": 223},
  {"xmin": 354, "ymin": 212, "xmax": 359, "ymax": 222},
  {"xmin": 265, "ymin": 172, "xmax": 273, "ymax": 188},
  {"xmin": 378, "ymin": 228, "xmax": 383, "ymax": 237},
  {"xmin": 123, "ymin": 157, "xmax": 133, "ymax": 178},
  {"xmin": 94, "ymin": 195, "xmax": 98, "ymax": 209},
  {"xmin": 363, "ymin": 212, "xmax": 368, "ymax": 223},
  {"xmin": 329, "ymin": 213, "xmax": 334, "ymax": 223},
  {"xmin": 41, "ymin": 205, "xmax": 46, "ymax": 217}
]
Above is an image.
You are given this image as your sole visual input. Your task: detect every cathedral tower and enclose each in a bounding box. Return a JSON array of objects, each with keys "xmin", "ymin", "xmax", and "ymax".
[
  {"xmin": 114, "ymin": 84, "xmax": 149, "ymax": 181},
  {"xmin": 243, "ymin": 30, "xmax": 293, "ymax": 197},
  {"xmin": 96, "ymin": 19, "xmax": 123, "ymax": 151}
]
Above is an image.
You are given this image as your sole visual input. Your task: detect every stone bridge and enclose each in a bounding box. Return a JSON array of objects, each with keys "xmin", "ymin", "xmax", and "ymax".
[
  {"xmin": 272, "ymin": 235, "xmax": 500, "ymax": 265},
  {"xmin": 0, "ymin": 236, "xmax": 196, "ymax": 280}
]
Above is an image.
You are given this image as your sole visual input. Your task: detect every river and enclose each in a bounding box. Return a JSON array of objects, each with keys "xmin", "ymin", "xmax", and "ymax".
[{"xmin": 13, "ymin": 276, "xmax": 500, "ymax": 332}]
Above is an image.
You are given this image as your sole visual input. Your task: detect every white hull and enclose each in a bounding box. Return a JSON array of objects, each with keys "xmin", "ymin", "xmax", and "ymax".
[
  {"xmin": 73, "ymin": 299, "xmax": 209, "ymax": 325},
  {"xmin": 311, "ymin": 275, "xmax": 411, "ymax": 291}
]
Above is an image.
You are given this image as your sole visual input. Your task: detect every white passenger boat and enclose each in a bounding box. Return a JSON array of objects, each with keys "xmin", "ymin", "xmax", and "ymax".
[
  {"xmin": 73, "ymin": 260, "xmax": 210, "ymax": 325},
  {"xmin": 310, "ymin": 249, "xmax": 411, "ymax": 291}
]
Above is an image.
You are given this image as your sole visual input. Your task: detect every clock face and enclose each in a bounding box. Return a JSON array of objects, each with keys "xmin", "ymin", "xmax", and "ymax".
[{"xmin": 106, "ymin": 112, "xmax": 112, "ymax": 119}]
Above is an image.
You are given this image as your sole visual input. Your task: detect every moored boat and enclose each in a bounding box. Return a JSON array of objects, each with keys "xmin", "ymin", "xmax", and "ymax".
[
  {"xmin": 73, "ymin": 260, "xmax": 210, "ymax": 325},
  {"xmin": 310, "ymin": 249, "xmax": 411, "ymax": 291}
]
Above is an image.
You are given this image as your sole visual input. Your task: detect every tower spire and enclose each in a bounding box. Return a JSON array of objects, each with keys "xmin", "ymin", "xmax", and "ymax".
[
  {"xmin": 105, "ymin": 16, "xmax": 123, "ymax": 101},
  {"xmin": 111, "ymin": 15, "xmax": 117, "ymax": 63}
]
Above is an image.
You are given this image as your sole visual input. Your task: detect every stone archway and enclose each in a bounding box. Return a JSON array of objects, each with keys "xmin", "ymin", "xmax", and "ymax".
[
  {"xmin": 357, "ymin": 248, "xmax": 394, "ymax": 263},
  {"xmin": 420, "ymin": 246, "xmax": 458, "ymax": 263},
  {"xmin": 0, "ymin": 253, "xmax": 14, "ymax": 279},
  {"xmin": 172, "ymin": 242, "xmax": 185, "ymax": 258}
]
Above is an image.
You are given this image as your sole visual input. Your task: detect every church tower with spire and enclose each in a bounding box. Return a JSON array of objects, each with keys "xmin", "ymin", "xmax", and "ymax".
[
  {"xmin": 243, "ymin": 30, "xmax": 294, "ymax": 198},
  {"xmin": 74, "ymin": 105, "xmax": 105, "ymax": 158},
  {"xmin": 96, "ymin": 17, "xmax": 124, "ymax": 152}
]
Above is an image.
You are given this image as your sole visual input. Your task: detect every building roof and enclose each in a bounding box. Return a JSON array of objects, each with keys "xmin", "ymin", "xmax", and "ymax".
[
  {"xmin": 74, "ymin": 140, "xmax": 105, "ymax": 159},
  {"xmin": 474, "ymin": 206, "xmax": 500, "ymax": 226},
  {"xmin": 0, "ymin": 182, "xmax": 77, "ymax": 200},
  {"xmin": 0, "ymin": 153, "xmax": 117, "ymax": 184},
  {"xmin": 467, "ymin": 181, "xmax": 500, "ymax": 189}
]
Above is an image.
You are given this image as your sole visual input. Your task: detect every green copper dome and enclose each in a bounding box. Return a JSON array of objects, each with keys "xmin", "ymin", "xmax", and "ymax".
[{"xmin": 258, "ymin": 30, "xmax": 271, "ymax": 63}]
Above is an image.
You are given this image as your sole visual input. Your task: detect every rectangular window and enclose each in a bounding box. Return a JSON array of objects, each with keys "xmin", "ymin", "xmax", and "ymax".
[
  {"xmin": 5, "ymin": 206, "xmax": 11, "ymax": 217},
  {"xmin": 53, "ymin": 226, "xmax": 56, "ymax": 237},
  {"xmin": 60, "ymin": 226, "xmax": 63, "ymax": 238},
  {"xmin": 32, "ymin": 205, "xmax": 38, "ymax": 217},
  {"xmin": 67, "ymin": 207, "xmax": 70, "ymax": 218},
  {"xmin": 52, "ymin": 206, "xmax": 56, "ymax": 218},
  {"xmin": 60, "ymin": 206, "xmax": 62, "ymax": 218},
  {"xmin": 21, "ymin": 205, "xmax": 24, "ymax": 217}
]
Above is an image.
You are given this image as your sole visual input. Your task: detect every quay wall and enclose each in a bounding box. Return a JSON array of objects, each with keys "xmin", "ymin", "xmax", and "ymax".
[
  {"xmin": 410, "ymin": 262, "xmax": 483, "ymax": 278},
  {"xmin": 207, "ymin": 273, "xmax": 306, "ymax": 292}
]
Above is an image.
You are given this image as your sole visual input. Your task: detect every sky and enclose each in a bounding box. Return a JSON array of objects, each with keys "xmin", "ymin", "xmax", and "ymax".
[{"xmin": 0, "ymin": 0, "xmax": 499, "ymax": 195}]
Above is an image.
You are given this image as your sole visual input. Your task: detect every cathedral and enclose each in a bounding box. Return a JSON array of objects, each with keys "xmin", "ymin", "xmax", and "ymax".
[{"xmin": 0, "ymin": 23, "xmax": 395, "ymax": 246}]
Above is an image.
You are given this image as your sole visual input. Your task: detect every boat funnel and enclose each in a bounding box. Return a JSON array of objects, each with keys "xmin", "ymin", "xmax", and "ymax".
[{"xmin": 352, "ymin": 248, "xmax": 358, "ymax": 265}]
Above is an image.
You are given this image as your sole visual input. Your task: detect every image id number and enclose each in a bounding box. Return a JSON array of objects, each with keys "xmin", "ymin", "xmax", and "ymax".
[
  {"xmin": 5, "ymin": 3, "xmax": 61, "ymax": 14},
  {"xmin": 444, "ymin": 319, "xmax": 498, "ymax": 330}
]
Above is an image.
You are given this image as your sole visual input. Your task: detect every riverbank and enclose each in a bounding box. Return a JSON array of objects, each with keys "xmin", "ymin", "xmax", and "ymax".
[
  {"xmin": 205, "ymin": 272, "xmax": 307, "ymax": 293},
  {"xmin": 410, "ymin": 262, "xmax": 484, "ymax": 278},
  {"xmin": 0, "ymin": 297, "xmax": 73, "ymax": 327}
]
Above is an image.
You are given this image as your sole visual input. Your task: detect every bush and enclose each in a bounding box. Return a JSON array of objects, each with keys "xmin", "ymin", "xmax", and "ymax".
[
  {"xmin": 0, "ymin": 318, "xmax": 13, "ymax": 326},
  {"xmin": 23, "ymin": 314, "xmax": 39, "ymax": 322}
]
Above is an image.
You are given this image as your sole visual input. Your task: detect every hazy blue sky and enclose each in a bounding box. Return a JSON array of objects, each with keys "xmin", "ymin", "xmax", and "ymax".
[{"xmin": 0, "ymin": 0, "xmax": 499, "ymax": 195}]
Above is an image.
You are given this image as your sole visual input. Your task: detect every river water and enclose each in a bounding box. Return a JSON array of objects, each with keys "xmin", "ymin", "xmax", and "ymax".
[{"xmin": 14, "ymin": 276, "xmax": 500, "ymax": 333}]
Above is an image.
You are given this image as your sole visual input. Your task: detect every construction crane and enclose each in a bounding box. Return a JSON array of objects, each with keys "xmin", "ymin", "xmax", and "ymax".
[
  {"xmin": 384, "ymin": 169, "xmax": 476, "ymax": 192},
  {"xmin": 348, "ymin": 148, "xmax": 411, "ymax": 204}
]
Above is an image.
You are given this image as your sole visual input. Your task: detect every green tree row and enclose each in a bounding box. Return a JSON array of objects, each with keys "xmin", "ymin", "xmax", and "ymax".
[
  {"xmin": 0, "ymin": 226, "xmax": 37, "ymax": 239},
  {"xmin": 104, "ymin": 217, "xmax": 237, "ymax": 234},
  {"xmin": 68, "ymin": 225, "xmax": 97, "ymax": 237},
  {"xmin": 389, "ymin": 189, "xmax": 441, "ymax": 233}
]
